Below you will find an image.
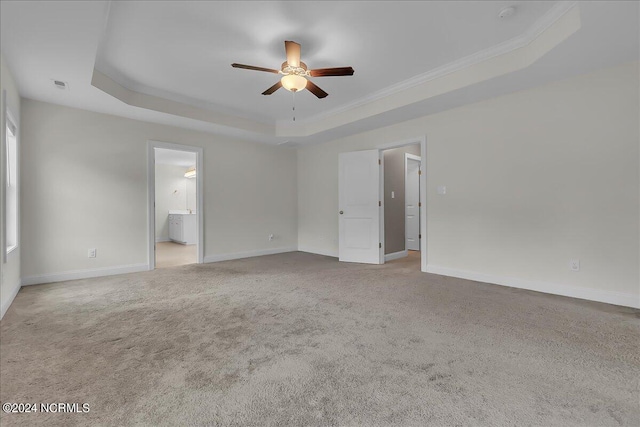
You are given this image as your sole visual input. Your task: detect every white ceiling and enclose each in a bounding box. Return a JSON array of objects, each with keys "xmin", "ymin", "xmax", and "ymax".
[
  {"xmin": 95, "ymin": 1, "xmax": 555, "ymax": 123},
  {"xmin": 1, "ymin": 1, "xmax": 638, "ymax": 145},
  {"xmin": 155, "ymin": 148, "xmax": 196, "ymax": 167}
]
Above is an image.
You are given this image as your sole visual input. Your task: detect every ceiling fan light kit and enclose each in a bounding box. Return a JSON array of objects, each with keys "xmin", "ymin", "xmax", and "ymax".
[
  {"xmin": 231, "ymin": 40, "xmax": 354, "ymax": 99},
  {"xmin": 281, "ymin": 74, "xmax": 307, "ymax": 92}
]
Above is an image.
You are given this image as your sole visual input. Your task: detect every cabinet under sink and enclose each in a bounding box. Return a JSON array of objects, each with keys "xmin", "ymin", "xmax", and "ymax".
[{"xmin": 168, "ymin": 212, "xmax": 196, "ymax": 245}]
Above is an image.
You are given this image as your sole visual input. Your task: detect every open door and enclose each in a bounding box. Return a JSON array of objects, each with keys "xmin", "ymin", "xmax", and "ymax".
[
  {"xmin": 405, "ymin": 154, "xmax": 421, "ymax": 251},
  {"xmin": 339, "ymin": 150, "xmax": 382, "ymax": 264}
]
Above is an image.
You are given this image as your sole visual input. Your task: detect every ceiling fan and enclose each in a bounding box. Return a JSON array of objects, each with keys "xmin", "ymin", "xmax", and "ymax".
[{"xmin": 231, "ymin": 41, "xmax": 354, "ymax": 99}]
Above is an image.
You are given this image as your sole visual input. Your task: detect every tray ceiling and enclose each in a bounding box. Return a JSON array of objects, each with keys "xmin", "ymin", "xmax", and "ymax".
[{"xmin": 1, "ymin": 1, "xmax": 638, "ymax": 145}]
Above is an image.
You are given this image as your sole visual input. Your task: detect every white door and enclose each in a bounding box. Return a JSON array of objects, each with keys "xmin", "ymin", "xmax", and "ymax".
[
  {"xmin": 405, "ymin": 155, "xmax": 421, "ymax": 251},
  {"xmin": 339, "ymin": 150, "xmax": 382, "ymax": 264}
]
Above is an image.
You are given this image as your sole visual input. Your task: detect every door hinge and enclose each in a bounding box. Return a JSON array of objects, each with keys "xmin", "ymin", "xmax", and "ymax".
[
  {"xmin": 419, "ymin": 234, "xmax": 422, "ymax": 239},
  {"xmin": 378, "ymin": 200, "xmax": 381, "ymax": 207},
  {"xmin": 418, "ymin": 202, "xmax": 422, "ymax": 207},
  {"xmin": 379, "ymin": 242, "xmax": 382, "ymax": 249},
  {"xmin": 418, "ymin": 169, "xmax": 422, "ymax": 175},
  {"xmin": 378, "ymin": 159, "xmax": 381, "ymax": 165}
]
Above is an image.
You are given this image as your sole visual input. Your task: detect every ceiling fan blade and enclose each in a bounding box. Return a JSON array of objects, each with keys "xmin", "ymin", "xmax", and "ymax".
[
  {"xmin": 231, "ymin": 63, "xmax": 280, "ymax": 74},
  {"xmin": 285, "ymin": 41, "xmax": 301, "ymax": 67},
  {"xmin": 306, "ymin": 80, "xmax": 328, "ymax": 99},
  {"xmin": 309, "ymin": 67, "xmax": 355, "ymax": 77},
  {"xmin": 262, "ymin": 81, "xmax": 282, "ymax": 95}
]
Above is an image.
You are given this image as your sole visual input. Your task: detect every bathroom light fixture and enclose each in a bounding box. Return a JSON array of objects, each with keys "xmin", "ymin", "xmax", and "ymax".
[{"xmin": 184, "ymin": 167, "xmax": 196, "ymax": 179}]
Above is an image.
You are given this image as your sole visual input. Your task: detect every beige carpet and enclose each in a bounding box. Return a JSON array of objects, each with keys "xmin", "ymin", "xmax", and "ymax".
[
  {"xmin": 1, "ymin": 252, "xmax": 638, "ymax": 426},
  {"xmin": 155, "ymin": 241, "xmax": 197, "ymax": 269}
]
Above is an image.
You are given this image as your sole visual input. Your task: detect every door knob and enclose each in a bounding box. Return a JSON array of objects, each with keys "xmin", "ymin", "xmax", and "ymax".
[{"xmin": 339, "ymin": 211, "xmax": 344, "ymax": 215}]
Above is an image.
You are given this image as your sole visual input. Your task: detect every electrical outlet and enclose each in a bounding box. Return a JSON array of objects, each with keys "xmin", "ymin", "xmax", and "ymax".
[
  {"xmin": 268, "ymin": 234, "xmax": 274, "ymax": 242},
  {"xmin": 88, "ymin": 248, "xmax": 97, "ymax": 258},
  {"xmin": 570, "ymin": 259, "xmax": 580, "ymax": 271}
]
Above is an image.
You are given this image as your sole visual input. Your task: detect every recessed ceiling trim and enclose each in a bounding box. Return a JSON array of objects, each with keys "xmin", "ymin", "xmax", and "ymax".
[
  {"xmin": 91, "ymin": 69, "xmax": 275, "ymax": 135},
  {"xmin": 91, "ymin": 1, "xmax": 579, "ymax": 141},
  {"xmin": 279, "ymin": 1, "xmax": 579, "ymax": 130},
  {"xmin": 276, "ymin": 2, "xmax": 581, "ymax": 138}
]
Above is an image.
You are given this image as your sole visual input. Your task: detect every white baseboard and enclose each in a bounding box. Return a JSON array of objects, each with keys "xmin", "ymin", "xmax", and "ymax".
[
  {"xmin": 385, "ymin": 250, "xmax": 408, "ymax": 262},
  {"xmin": 0, "ymin": 278, "xmax": 21, "ymax": 320},
  {"xmin": 297, "ymin": 246, "xmax": 338, "ymax": 258},
  {"xmin": 155, "ymin": 238, "xmax": 170, "ymax": 243},
  {"xmin": 21, "ymin": 264, "xmax": 149, "ymax": 287},
  {"xmin": 425, "ymin": 265, "xmax": 640, "ymax": 309},
  {"xmin": 204, "ymin": 246, "xmax": 298, "ymax": 263}
]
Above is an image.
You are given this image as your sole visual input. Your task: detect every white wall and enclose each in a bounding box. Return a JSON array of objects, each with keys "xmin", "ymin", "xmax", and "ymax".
[
  {"xmin": 0, "ymin": 53, "xmax": 21, "ymax": 319},
  {"xmin": 154, "ymin": 163, "xmax": 195, "ymax": 241},
  {"xmin": 186, "ymin": 177, "xmax": 196, "ymax": 212},
  {"xmin": 298, "ymin": 62, "xmax": 640, "ymax": 308},
  {"xmin": 20, "ymin": 99, "xmax": 298, "ymax": 282}
]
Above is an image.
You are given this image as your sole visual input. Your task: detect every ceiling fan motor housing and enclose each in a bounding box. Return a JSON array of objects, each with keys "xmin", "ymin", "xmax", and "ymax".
[{"xmin": 281, "ymin": 61, "xmax": 309, "ymax": 77}]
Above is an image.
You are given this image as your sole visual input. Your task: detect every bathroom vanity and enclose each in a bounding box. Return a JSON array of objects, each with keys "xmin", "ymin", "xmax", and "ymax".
[{"xmin": 168, "ymin": 211, "xmax": 197, "ymax": 245}]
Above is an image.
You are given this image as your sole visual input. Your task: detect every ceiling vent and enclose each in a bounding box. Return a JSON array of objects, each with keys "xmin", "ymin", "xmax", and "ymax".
[{"xmin": 53, "ymin": 80, "xmax": 68, "ymax": 90}]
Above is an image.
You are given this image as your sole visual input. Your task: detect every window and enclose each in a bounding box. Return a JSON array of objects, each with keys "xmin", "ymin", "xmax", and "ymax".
[{"xmin": 5, "ymin": 116, "xmax": 17, "ymax": 254}]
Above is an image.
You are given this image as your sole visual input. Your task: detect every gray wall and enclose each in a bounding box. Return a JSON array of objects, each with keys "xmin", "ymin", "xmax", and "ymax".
[{"xmin": 384, "ymin": 144, "xmax": 421, "ymax": 254}]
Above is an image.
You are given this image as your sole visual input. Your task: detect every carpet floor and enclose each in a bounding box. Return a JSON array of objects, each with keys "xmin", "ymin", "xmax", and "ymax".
[{"xmin": 0, "ymin": 252, "xmax": 638, "ymax": 426}]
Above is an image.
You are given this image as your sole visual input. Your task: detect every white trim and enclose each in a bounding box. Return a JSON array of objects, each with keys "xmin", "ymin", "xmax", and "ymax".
[
  {"xmin": 405, "ymin": 154, "xmax": 421, "ymax": 161},
  {"xmin": 1, "ymin": 93, "xmax": 19, "ymax": 265},
  {"xmin": 298, "ymin": 246, "xmax": 338, "ymax": 258},
  {"xmin": 155, "ymin": 238, "xmax": 171, "ymax": 243},
  {"xmin": 148, "ymin": 140, "xmax": 204, "ymax": 270},
  {"xmin": 289, "ymin": 2, "xmax": 578, "ymax": 127},
  {"xmin": 91, "ymin": 69, "xmax": 274, "ymax": 136},
  {"xmin": 21, "ymin": 264, "xmax": 149, "ymax": 287},
  {"xmin": 425, "ymin": 265, "xmax": 640, "ymax": 309},
  {"xmin": 404, "ymin": 153, "xmax": 421, "ymax": 252},
  {"xmin": 378, "ymin": 136, "xmax": 427, "ymax": 272},
  {"xmin": 0, "ymin": 278, "xmax": 21, "ymax": 320},
  {"xmin": 385, "ymin": 250, "xmax": 408, "ymax": 262},
  {"xmin": 204, "ymin": 246, "xmax": 297, "ymax": 264},
  {"xmin": 1, "ymin": 90, "xmax": 6, "ymax": 264},
  {"xmin": 4, "ymin": 109, "xmax": 19, "ymax": 259},
  {"xmin": 377, "ymin": 150, "xmax": 384, "ymax": 265},
  {"xmin": 92, "ymin": 2, "xmax": 577, "ymax": 141}
]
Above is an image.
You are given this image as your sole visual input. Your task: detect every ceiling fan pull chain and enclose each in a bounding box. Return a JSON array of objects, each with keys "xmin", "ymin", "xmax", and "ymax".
[{"xmin": 292, "ymin": 91, "xmax": 296, "ymax": 122}]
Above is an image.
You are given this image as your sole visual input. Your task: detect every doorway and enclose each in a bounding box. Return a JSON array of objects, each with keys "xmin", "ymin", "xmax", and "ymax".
[
  {"xmin": 381, "ymin": 144, "xmax": 421, "ymax": 267},
  {"xmin": 337, "ymin": 137, "xmax": 427, "ymax": 271},
  {"xmin": 405, "ymin": 153, "xmax": 421, "ymax": 252},
  {"xmin": 147, "ymin": 141, "xmax": 204, "ymax": 270}
]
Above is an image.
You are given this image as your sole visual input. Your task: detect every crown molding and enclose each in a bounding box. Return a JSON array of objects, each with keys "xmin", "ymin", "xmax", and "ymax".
[
  {"xmin": 276, "ymin": 1, "xmax": 581, "ymax": 138},
  {"xmin": 91, "ymin": 1, "xmax": 579, "ymax": 142},
  {"xmin": 91, "ymin": 68, "xmax": 275, "ymax": 136},
  {"xmin": 279, "ymin": 1, "xmax": 578, "ymax": 130}
]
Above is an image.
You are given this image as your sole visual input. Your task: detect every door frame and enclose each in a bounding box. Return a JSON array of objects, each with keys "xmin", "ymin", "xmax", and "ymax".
[
  {"xmin": 147, "ymin": 140, "xmax": 204, "ymax": 270},
  {"xmin": 405, "ymin": 153, "xmax": 421, "ymax": 252},
  {"xmin": 378, "ymin": 136, "xmax": 427, "ymax": 272}
]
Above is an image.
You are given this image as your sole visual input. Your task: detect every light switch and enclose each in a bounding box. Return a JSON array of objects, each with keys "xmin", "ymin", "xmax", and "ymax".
[
  {"xmin": 391, "ymin": 191, "xmax": 395, "ymax": 199},
  {"xmin": 437, "ymin": 185, "xmax": 447, "ymax": 195}
]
